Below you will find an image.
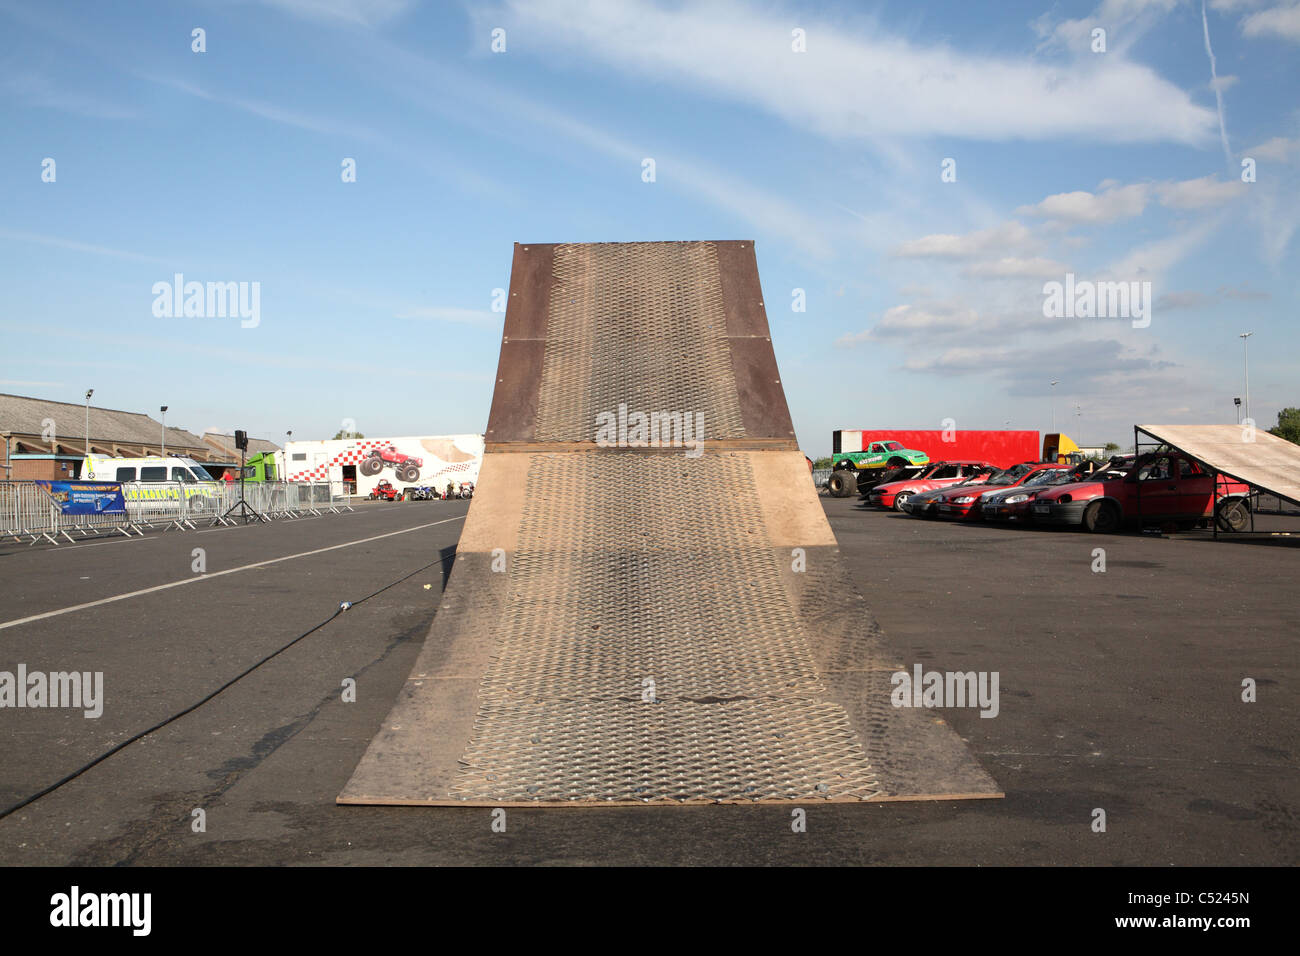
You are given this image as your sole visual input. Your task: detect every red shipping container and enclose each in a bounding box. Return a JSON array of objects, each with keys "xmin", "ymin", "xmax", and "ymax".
[{"xmin": 834, "ymin": 429, "xmax": 1041, "ymax": 470}]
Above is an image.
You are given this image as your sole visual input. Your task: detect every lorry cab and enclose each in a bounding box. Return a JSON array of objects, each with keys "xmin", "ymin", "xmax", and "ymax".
[{"xmin": 1042, "ymin": 433, "xmax": 1082, "ymax": 464}]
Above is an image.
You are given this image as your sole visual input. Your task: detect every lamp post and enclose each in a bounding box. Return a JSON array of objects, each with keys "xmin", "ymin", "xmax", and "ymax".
[
  {"xmin": 1050, "ymin": 381, "xmax": 1059, "ymax": 432},
  {"xmin": 160, "ymin": 405, "xmax": 168, "ymax": 456},
  {"xmin": 84, "ymin": 388, "xmax": 94, "ymax": 459},
  {"xmin": 1238, "ymin": 332, "xmax": 1253, "ymax": 423},
  {"xmin": 1234, "ymin": 397, "xmax": 1242, "ymax": 424}
]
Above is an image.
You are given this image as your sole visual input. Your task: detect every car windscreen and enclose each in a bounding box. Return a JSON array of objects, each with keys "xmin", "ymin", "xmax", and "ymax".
[
  {"xmin": 882, "ymin": 441, "xmax": 903, "ymax": 451},
  {"xmin": 188, "ymin": 464, "xmax": 215, "ymax": 481},
  {"xmin": 988, "ymin": 463, "xmax": 1034, "ymax": 483},
  {"xmin": 1025, "ymin": 469, "xmax": 1068, "ymax": 485}
]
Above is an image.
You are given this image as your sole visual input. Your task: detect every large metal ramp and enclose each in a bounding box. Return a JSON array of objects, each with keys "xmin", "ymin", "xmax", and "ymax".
[
  {"xmin": 339, "ymin": 241, "xmax": 999, "ymax": 805},
  {"xmin": 1137, "ymin": 424, "xmax": 1300, "ymax": 507}
]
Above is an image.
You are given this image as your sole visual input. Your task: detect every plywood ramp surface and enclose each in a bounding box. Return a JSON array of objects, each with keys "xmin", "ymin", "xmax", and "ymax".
[
  {"xmin": 340, "ymin": 241, "xmax": 999, "ymax": 806},
  {"xmin": 1137, "ymin": 423, "xmax": 1300, "ymax": 507}
]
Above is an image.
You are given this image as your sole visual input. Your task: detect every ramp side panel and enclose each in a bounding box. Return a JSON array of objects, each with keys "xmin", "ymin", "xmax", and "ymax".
[
  {"xmin": 484, "ymin": 243, "xmax": 555, "ymax": 443},
  {"xmin": 715, "ymin": 240, "xmax": 798, "ymax": 441}
]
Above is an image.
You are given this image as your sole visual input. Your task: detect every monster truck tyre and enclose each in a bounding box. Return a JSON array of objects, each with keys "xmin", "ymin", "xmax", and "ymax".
[{"xmin": 828, "ymin": 470, "xmax": 857, "ymax": 497}]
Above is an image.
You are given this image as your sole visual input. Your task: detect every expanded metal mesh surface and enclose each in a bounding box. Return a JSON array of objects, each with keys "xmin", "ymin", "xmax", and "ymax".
[
  {"xmin": 534, "ymin": 242, "xmax": 746, "ymax": 442},
  {"xmin": 450, "ymin": 454, "xmax": 879, "ymax": 803},
  {"xmin": 483, "ymin": 455, "xmax": 820, "ymax": 701},
  {"xmin": 452, "ymin": 699, "xmax": 879, "ymax": 803}
]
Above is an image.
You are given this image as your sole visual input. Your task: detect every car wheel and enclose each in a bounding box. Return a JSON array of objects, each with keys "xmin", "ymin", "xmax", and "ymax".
[
  {"xmin": 893, "ymin": 492, "xmax": 912, "ymax": 512},
  {"xmin": 1216, "ymin": 498, "xmax": 1249, "ymax": 533},
  {"xmin": 1083, "ymin": 500, "xmax": 1119, "ymax": 533},
  {"xmin": 887, "ymin": 457, "xmax": 907, "ymax": 469},
  {"xmin": 828, "ymin": 470, "xmax": 857, "ymax": 497}
]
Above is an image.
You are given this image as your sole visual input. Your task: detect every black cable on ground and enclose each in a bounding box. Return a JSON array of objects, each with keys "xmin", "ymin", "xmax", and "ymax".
[{"xmin": 0, "ymin": 551, "xmax": 456, "ymax": 822}]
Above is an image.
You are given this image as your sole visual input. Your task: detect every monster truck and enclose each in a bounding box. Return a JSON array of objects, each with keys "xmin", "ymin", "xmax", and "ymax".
[
  {"xmin": 358, "ymin": 445, "xmax": 423, "ymax": 484},
  {"xmin": 826, "ymin": 440, "xmax": 930, "ymax": 498}
]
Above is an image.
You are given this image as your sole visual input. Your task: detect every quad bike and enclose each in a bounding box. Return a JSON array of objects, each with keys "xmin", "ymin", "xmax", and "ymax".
[
  {"xmin": 367, "ymin": 480, "xmax": 401, "ymax": 501},
  {"xmin": 358, "ymin": 445, "xmax": 424, "ymax": 484}
]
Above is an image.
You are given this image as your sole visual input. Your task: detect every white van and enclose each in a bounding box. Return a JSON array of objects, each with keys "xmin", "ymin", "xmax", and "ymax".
[
  {"xmin": 81, "ymin": 455, "xmax": 221, "ymax": 509},
  {"xmin": 82, "ymin": 454, "xmax": 216, "ymax": 484}
]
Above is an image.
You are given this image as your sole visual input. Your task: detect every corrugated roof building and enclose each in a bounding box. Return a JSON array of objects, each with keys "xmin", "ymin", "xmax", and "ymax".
[{"xmin": 1, "ymin": 392, "xmax": 213, "ymax": 480}]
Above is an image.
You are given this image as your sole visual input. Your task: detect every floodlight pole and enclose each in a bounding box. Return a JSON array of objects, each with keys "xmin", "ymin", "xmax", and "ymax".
[
  {"xmin": 1239, "ymin": 332, "xmax": 1253, "ymax": 423},
  {"xmin": 84, "ymin": 388, "xmax": 93, "ymax": 459}
]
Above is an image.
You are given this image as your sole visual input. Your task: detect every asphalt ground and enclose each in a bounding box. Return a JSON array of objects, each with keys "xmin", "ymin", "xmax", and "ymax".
[{"xmin": 0, "ymin": 496, "xmax": 1295, "ymax": 866}]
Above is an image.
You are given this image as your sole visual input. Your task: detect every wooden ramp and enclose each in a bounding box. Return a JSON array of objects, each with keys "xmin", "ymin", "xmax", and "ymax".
[
  {"xmin": 1137, "ymin": 424, "xmax": 1300, "ymax": 507},
  {"xmin": 339, "ymin": 241, "xmax": 1000, "ymax": 806}
]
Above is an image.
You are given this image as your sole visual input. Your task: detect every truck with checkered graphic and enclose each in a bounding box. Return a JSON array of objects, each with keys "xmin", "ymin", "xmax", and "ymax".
[{"xmin": 280, "ymin": 435, "xmax": 485, "ymax": 499}]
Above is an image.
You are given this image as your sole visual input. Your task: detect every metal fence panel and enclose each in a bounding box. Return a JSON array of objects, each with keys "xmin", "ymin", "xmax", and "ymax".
[{"xmin": 2, "ymin": 478, "xmax": 355, "ymax": 544}]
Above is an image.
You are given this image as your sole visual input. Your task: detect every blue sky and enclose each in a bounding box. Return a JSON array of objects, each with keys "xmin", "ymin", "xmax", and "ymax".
[{"xmin": 1, "ymin": 0, "xmax": 1297, "ymax": 457}]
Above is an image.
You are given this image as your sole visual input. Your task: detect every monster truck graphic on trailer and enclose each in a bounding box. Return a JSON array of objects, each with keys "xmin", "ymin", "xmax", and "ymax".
[
  {"xmin": 358, "ymin": 445, "xmax": 423, "ymax": 483},
  {"xmin": 826, "ymin": 440, "xmax": 929, "ymax": 497}
]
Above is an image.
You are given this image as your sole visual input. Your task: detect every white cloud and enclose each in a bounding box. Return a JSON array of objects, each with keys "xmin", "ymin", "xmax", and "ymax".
[
  {"xmin": 1244, "ymin": 135, "xmax": 1300, "ymax": 160},
  {"xmin": 1155, "ymin": 290, "xmax": 1212, "ymax": 310},
  {"xmin": 1035, "ymin": 0, "xmax": 1180, "ymax": 55},
  {"xmin": 872, "ymin": 303, "xmax": 982, "ymax": 336},
  {"xmin": 249, "ymin": 0, "xmax": 416, "ymax": 26},
  {"xmin": 963, "ymin": 257, "xmax": 1071, "ymax": 279},
  {"xmin": 1242, "ymin": 3, "xmax": 1300, "ymax": 41},
  {"xmin": 1017, "ymin": 184, "xmax": 1151, "ymax": 223},
  {"xmin": 1105, "ymin": 220, "xmax": 1218, "ymax": 277},
  {"xmin": 1156, "ymin": 283, "xmax": 1271, "ymax": 309},
  {"xmin": 486, "ymin": 0, "xmax": 1217, "ymax": 145},
  {"xmin": 1209, "ymin": 0, "xmax": 1264, "ymax": 10},
  {"xmin": 1017, "ymin": 176, "xmax": 1244, "ymax": 222},
  {"xmin": 894, "ymin": 221, "xmax": 1037, "ymax": 259},
  {"xmin": 901, "ymin": 339, "xmax": 1174, "ymax": 382},
  {"xmin": 836, "ymin": 303, "xmax": 978, "ymax": 347},
  {"xmin": 1155, "ymin": 174, "xmax": 1247, "ymax": 207}
]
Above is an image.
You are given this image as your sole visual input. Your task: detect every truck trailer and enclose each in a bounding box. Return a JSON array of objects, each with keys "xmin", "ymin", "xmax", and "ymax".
[
  {"xmin": 280, "ymin": 435, "xmax": 484, "ymax": 498},
  {"xmin": 828, "ymin": 428, "xmax": 1044, "ymax": 497}
]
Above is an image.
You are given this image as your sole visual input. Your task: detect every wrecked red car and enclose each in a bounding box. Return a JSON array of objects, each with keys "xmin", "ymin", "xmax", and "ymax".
[{"xmin": 1031, "ymin": 451, "xmax": 1251, "ymax": 532}]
